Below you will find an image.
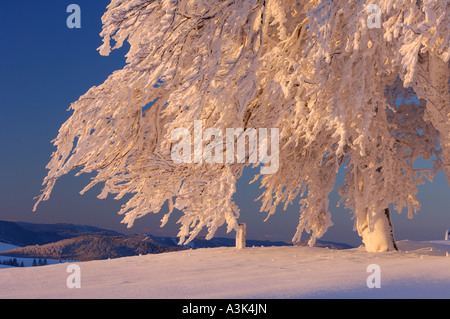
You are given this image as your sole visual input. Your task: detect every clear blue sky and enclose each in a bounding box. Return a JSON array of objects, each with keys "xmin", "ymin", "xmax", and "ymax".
[{"xmin": 0, "ymin": 1, "xmax": 448, "ymax": 247}]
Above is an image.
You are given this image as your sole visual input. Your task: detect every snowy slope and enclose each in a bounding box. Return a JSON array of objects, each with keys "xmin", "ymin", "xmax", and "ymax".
[
  {"xmin": 0, "ymin": 240, "xmax": 449, "ymax": 299},
  {"xmin": 0, "ymin": 242, "xmax": 19, "ymax": 253}
]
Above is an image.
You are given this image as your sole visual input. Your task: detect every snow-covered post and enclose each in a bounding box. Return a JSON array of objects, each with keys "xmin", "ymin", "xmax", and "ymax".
[{"xmin": 236, "ymin": 223, "xmax": 246, "ymax": 250}]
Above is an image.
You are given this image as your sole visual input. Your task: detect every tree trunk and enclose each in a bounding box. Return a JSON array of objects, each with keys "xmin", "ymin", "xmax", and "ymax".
[
  {"xmin": 355, "ymin": 166, "xmax": 398, "ymax": 252},
  {"xmin": 356, "ymin": 207, "xmax": 398, "ymax": 252}
]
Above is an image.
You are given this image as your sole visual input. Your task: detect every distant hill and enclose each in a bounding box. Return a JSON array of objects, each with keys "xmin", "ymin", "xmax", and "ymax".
[
  {"xmin": 0, "ymin": 233, "xmax": 351, "ymax": 262},
  {"xmin": 147, "ymin": 234, "xmax": 291, "ymax": 249},
  {"xmin": 147, "ymin": 234, "xmax": 353, "ymax": 250},
  {"xmin": 0, "ymin": 234, "xmax": 185, "ymax": 261},
  {"xmin": 0, "ymin": 220, "xmax": 352, "ymax": 262},
  {"xmin": 0, "ymin": 220, "xmax": 121, "ymax": 247}
]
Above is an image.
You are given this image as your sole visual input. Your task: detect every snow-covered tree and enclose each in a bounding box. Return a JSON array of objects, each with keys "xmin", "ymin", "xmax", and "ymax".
[{"xmin": 34, "ymin": 0, "xmax": 449, "ymax": 252}]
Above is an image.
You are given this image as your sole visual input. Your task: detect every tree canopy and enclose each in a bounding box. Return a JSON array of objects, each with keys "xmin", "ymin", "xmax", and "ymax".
[{"xmin": 34, "ymin": 0, "xmax": 449, "ymax": 251}]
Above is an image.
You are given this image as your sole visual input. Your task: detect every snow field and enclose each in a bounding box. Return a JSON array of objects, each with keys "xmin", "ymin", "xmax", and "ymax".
[{"xmin": 0, "ymin": 240, "xmax": 449, "ymax": 299}]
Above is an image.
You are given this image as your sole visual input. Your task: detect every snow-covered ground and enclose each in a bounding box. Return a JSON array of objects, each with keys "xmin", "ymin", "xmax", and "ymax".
[{"xmin": 0, "ymin": 240, "xmax": 449, "ymax": 299}]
